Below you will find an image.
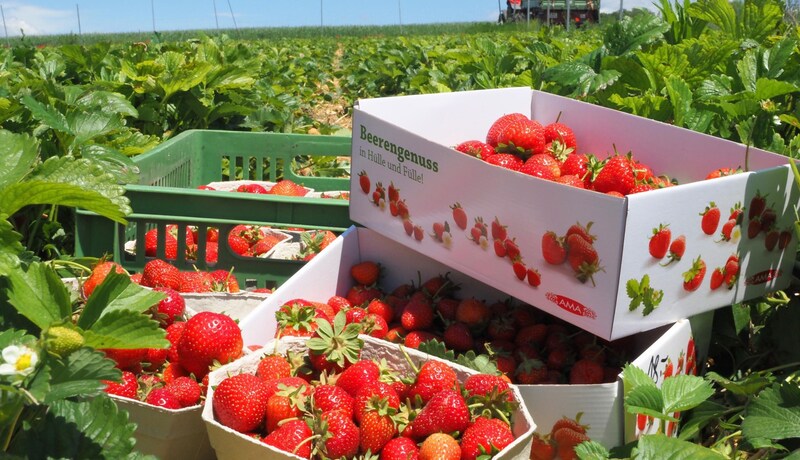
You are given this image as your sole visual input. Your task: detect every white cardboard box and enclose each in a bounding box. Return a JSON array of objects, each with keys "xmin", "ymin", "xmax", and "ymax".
[
  {"xmin": 348, "ymin": 88, "xmax": 798, "ymax": 340},
  {"xmin": 239, "ymin": 227, "xmax": 711, "ymax": 448},
  {"xmin": 202, "ymin": 335, "xmax": 536, "ymax": 460}
]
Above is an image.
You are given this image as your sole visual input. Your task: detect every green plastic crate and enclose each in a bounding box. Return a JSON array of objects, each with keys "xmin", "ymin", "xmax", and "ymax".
[{"xmin": 75, "ymin": 130, "xmax": 353, "ymax": 289}]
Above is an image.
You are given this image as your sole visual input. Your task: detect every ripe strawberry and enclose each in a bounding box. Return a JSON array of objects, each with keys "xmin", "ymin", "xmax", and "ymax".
[
  {"xmin": 723, "ymin": 257, "xmax": 739, "ymax": 288},
  {"xmin": 746, "ymin": 218, "xmax": 761, "ymax": 239},
  {"xmin": 213, "ymin": 373, "xmax": 269, "ymax": 432},
  {"xmin": 256, "ymin": 354, "xmax": 292, "ymax": 381},
  {"xmin": 700, "ymin": 203, "xmax": 721, "ymax": 235},
  {"xmin": 351, "ymin": 261, "xmax": 380, "ymax": 285},
  {"xmin": 151, "ymin": 287, "xmax": 185, "ymax": 326},
  {"xmin": 569, "ymin": 358, "xmax": 604, "ymax": 384},
  {"xmin": 551, "ymin": 415, "xmax": 589, "ymax": 435},
  {"xmin": 381, "ymin": 436, "xmax": 420, "ymax": 460},
  {"xmin": 360, "ymin": 399, "xmax": 398, "ymax": 454},
  {"xmin": 83, "ymin": 261, "xmax": 126, "ymax": 298},
  {"xmin": 503, "ymin": 237, "xmax": 521, "ymax": 261},
  {"xmin": 263, "ymin": 419, "xmax": 313, "ymax": 459},
  {"xmin": 512, "ymin": 260, "xmax": 527, "ymax": 281},
  {"xmin": 455, "ymin": 297, "xmax": 490, "ymax": 328},
  {"xmin": 101, "ymin": 348, "xmax": 147, "ymax": 372},
  {"xmin": 460, "ymin": 417, "xmax": 514, "ymax": 460},
  {"xmin": 493, "ymin": 238, "xmax": 507, "ymax": 258},
  {"xmin": 592, "ymin": 155, "xmax": 635, "ymax": 195},
  {"xmin": 165, "ymin": 376, "xmax": 202, "ymax": 408},
  {"xmin": 317, "ymin": 409, "xmax": 360, "ymax": 459},
  {"xmin": 552, "ymin": 426, "xmax": 590, "ymax": 460},
  {"xmin": 486, "ymin": 112, "xmax": 529, "ymax": 147},
  {"xmin": 312, "ymin": 384, "xmax": 355, "ymax": 420},
  {"xmin": 420, "ymin": 433, "xmax": 461, "ymax": 460},
  {"xmin": 144, "ymin": 228, "xmax": 178, "ymax": 259},
  {"xmin": 649, "ymin": 224, "xmax": 671, "ymax": 259},
  {"xmin": 496, "ymin": 117, "xmax": 546, "ymax": 158},
  {"xmin": 165, "ymin": 321, "xmax": 186, "ymax": 363},
  {"xmin": 410, "ymin": 389, "xmax": 470, "ymax": 440},
  {"xmin": 514, "ymin": 323, "xmax": 548, "ymax": 347},
  {"xmin": 102, "ymin": 370, "xmax": 139, "ymax": 399},
  {"xmin": 443, "ymin": 322, "xmax": 474, "ymax": 352},
  {"xmin": 544, "ymin": 121, "xmax": 577, "ymax": 149},
  {"xmin": 555, "ymin": 174, "xmax": 586, "ymax": 188},
  {"xmin": 485, "ymin": 153, "xmax": 523, "ymax": 171},
  {"xmin": 227, "ymin": 233, "xmax": 251, "ymax": 257},
  {"xmin": 401, "ymin": 295, "xmax": 435, "ymax": 331},
  {"xmin": 779, "ymin": 230, "xmax": 793, "ymax": 250},
  {"xmin": 358, "ymin": 170, "xmax": 371, "ymax": 194},
  {"xmin": 413, "ymin": 225, "xmax": 425, "ymax": 241},
  {"xmin": 455, "ymin": 140, "xmax": 495, "ymax": 159},
  {"xmin": 490, "ymin": 217, "xmax": 507, "ymax": 241},
  {"xmin": 327, "ymin": 295, "xmax": 352, "ymax": 314},
  {"xmin": 682, "ymin": 256, "xmax": 706, "ymax": 292},
  {"xmin": 530, "ymin": 433, "xmax": 555, "ymax": 460},
  {"xmin": 178, "ymin": 271, "xmax": 214, "ymax": 293},
  {"xmin": 560, "ymin": 153, "xmax": 592, "ymax": 187},
  {"xmin": 709, "ymin": 268, "xmax": 724, "ymax": 290},
  {"xmin": 463, "ymin": 374, "xmax": 511, "ymax": 401},
  {"xmin": 141, "ymin": 259, "xmax": 180, "ymax": 290},
  {"xmin": 566, "ymin": 233, "xmax": 601, "ymax": 286},
  {"xmin": 566, "ymin": 221, "xmax": 596, "ymax": 244},
  {"xmin": 209, "ymin": 269, "xmax": 240, "ymax": 293},
  {"xmin": 176, "ymin": 311, "xmax": 243, "ymax": 378},
  {"xmin": 269, "ymin": 179, "xmax": 307, "ymax": 196},
  {"xmin": 236, "ymin": 183, "xmax": 268, "ymax": 194},
  {"xmin": 346, "ymin": 284, "xmax": 383, "ymax": 307},
  {"xmin": 145, "ymin": 388, "xmax": 182, "ymax": 409},
  {"xmin": 521, "ymin": 153, "xmax": 561, "ymax": 180},
  {"xmin": 515, "ymin": 358, "xmax": 549, "ymax": 384},
  {"xmin": 706, "ymin": 167, "xmax": 741, "ymax": 180},
  {"xmin": 407, "ymin": 360, "xmax": 458, "ymax": 404},
  {"xmin": 541, "ymin": 231, "xmax": 567, "ymax": 265},
  {"xmin": 450, "ymin": 202, "xmax": 468, "ymax": 230},
  {"xmin": 663, "ymin": 235, "xmax": 686, "ymax": 265},
  {"xmin": 404, "ymin": 330, "xmax": 438, "ymax": 349},
  {"xmin": 354, "ymin": 381, "xmax": 401, "ymax": 424},
  {"xmin": 336, "ymin": 359, "xmax": 381, "ymax": 397},
  {"xmin": 527, "ymin": 268, "xmax": 542, "ymax": 287}
]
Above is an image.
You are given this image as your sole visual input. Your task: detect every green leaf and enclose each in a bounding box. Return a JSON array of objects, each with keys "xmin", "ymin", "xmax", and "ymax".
[
  {"xmin": 79, "ymin": 144, "xmax": 140, "ymax": 184},
  {"xmin": 636, "ymin": 433, "xmax": 728, "ymax": 459},
  {"xmin": 665, "ymin": 75, "xmax": 693, "ymax": 128},
  {"xmin": 8, "ymin": 395, "xmax": 138, "ymax": 459},
  {"xmin": 754, "ymin": 78, "xmax": 799, "ymax": 101},
  {"xmin": 0, "ymin": 131, "xmax": 38, "ymax": 189},
  {"xmin": 763, "ymin": 38, "xmax": 797, "ymax": 79},
  {"xmin": 688, "ymin": 0, "xmax": 737, "ymax": 38},
  {"xmin": 575, "ymin": 440, "xmax": 610, "ymax": 459},
  {"xmin": 705, "ymin": 371, "xmax": 772, "ymax": 396},
  {"xmin": 69, "ymin": 112, "xmax": 125, "ymax": 147},
  {"xmin": 625, "ymin": 385, "xmax": 665, "ymax": 417},
  {"xmin": 737, "ymin": 50, "xmax": 758, "ymax": 93},
  {"xmin": 20, "ymin": 95, "xmax": 72, "ymax": 134},
  {"xmin": 76, "ymin": 91, "xmax": 138, "ymax": 118},
  {"xmin": 4, "ymin": 261, "xmax": 71, "ymax": 330},
  {"xmin": 742, "ymin": 383, "xmax": 800, "ymax": 441},
  {"xmin": 731, "ymin": 303, "xmax": 752, "ymax": 334},
  {"xmin": 603, "ymin": 14, "xmax": 669, "ymax": 57},
  {"xmin": 0, "ymin": 217, "xmax": 25, "ymax": 275},
  {"xmin": 661, "ymin": 374, "xmax": 716, "ymax": 413},
  {"xmin": 83, "ymin": 309, "xmax": 168, "ymax": 350},
  {"xmin": 623, "ymin": 363, "xmax": 658, "ymax": 390},
  {"xmin": 678, "ymin": 400, "xmax": 729, "ymax": 440},
  {"xmin": 45, "ymin": 348, "xmax": 121, "ymax": 403},
  {"xmin": 78, "ymin": 271, "xmax": 164, "ymax": 329}
]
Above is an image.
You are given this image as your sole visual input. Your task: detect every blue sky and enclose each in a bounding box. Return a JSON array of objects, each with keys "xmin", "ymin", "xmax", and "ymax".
[{"xmin": 0, "ymin": 0, "xmax": 652, "ymax": 37}]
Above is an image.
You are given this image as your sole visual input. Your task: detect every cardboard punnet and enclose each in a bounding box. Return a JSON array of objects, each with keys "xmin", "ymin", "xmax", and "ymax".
[
  {"xmin": 348, "ymin": 87, "xmax": 798, "ymax": 340},
  {"xmin": 239, "ymin": 227, "xmax": 712, "ymax": 448},
  {"xmin": 111, "ymin": 396, "xmax": 214, "ymax": 460},
  {"xmin": 202, "ymin": 335, "xmax": 536, "ymax": 460}
]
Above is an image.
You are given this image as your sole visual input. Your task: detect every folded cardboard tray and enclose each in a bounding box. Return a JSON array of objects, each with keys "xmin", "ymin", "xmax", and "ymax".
[{"xmin": 239, "ymin": 226, "xmax": 713, "ymax": 448}]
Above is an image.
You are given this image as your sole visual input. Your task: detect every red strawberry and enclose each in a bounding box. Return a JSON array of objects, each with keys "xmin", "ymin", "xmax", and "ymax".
[
  {"xmin": 450, "ymin": 203, "xmax": 468, "ymax": 230},
  {"xmin": 141, "ymin": 259, "xmax": 180, "ymax": 290},
  {"xmin": 176, "ymin": 311, "xmax": 243, "ymax": 378},
  {"xmin": 723, "ymin": 257, "xmax": 739, "ymax": 288},
  {"xmin": 318, "ymin": 409, "xmax": 360, "ymax": 459},
  {"xmin": 145, "ymin": 388, "xmax": 182, "ymax": 409},
  {"xmin": 504, "ymin": 238, "xmax": 521, "ymax": 261},
  {"xmin": 359, "ymin": 399, "xmax": 398, "ymax": 454},
  {"xmin": 463, "ymin": 374, "xmax": 511, "ymax": 401},
  {"xmin": 552, "ymin": 426, "xmax": 591, "ymax": 460},
  {"xmin": 700, "ymin": 203, "xmax": 721, "ymax": 235},
  {"xmin": 336, "ymin": 359, "xmax": 381, "ymax": 397},
  {"xmin": 490, "ymin": 217, "xmax": 507, "ymax": 241},
  {"xmin": 709, "ymin": 267, "xmax": 724, "ymax": 290},
  {"xmin": 101, "ymin": 348, "xmax": 147, "ymax": 372},
  {"xmin": 521, "ymin": 153, "xmax": 561, "ymax": 180},
  {"xmin": 83, "ymin": 261, "xmax": 126, "ymax": 298},
  {"xmin": 512, "ymin": 260, "xmax": 527, "ymax": 281},
  {"xmin": 569, "ymin": 358, "xmax": 604, "ymax": 384},
  {"xmin": 213, "ymin": 373, "xmax": 270, "ymax": 432},
  {"xmin": 496, "ymin": 117, "xmax": 546, "ymax": 158},
  {"xmin": 401, "ymin": 295, "xmax": 434, "ymax": 331},
  {"xmin": 560, "ymin": 153, "xmax": 591, "ymax": 187},
  {"xmin": 380, "ymin": 436, "xmax": 420, "ymax": 460},
  {"xmin": 662, "ymin": 235, "xmax": 686, "ymax": 266},
  {"xmin": 358, "ymin": 170, "xmax": 370, "ymax": 194},
  {"xmin": 779, "ymin": 230, "xmax": 793, "ymax": 250},
  {"xmin": 443, "ymin": 322, "xmax": 474, "ymax": 352},
  {"xmin": 327, "ymin": 295, "xmax": 352, "ymax": 314},
  {"xmin": 555, "ymin": 174, "xmax": 586, "ymax": 188},
  {"xmin": 485, "ymin": 112, "xmax": 529, "ymax": 147},
  {"xmin": 236, "ymin": 183, "xmax": 268, "ymax": 194},
  {"xmin": 592, "ymin": 155, "xmax": 635, "ymax": 195},
  {"xmin": 485, "ymin": 153, "xmax": 523, "ymax": 171},
  {"xmin": 165, "ymin": 376, "xmax": 202, "ymax": 408},
  {"xmin": 144, "ymin": 229, "xmax": 178, "ymax": 259},
  {"xmin": 721, "ymin": 218, "xmax": 738, "ymax": 241},
  {"xmin": 263, "ymin": 419, "xmax": 313, "ymax": 459},
  {"xmin": 649, "ymin": 224, "xmax": 671, "ymax": 259},
  {"xmin": 544, "ymin": 121, "xmax": 577, "ymax": 149},
  {"xmin": 407, "ymin": 360, "xmax": 458, "ymax": 404},
  {"xmin": 455, "ymin": 140, "xmax": 495, "ymax": 159},
  {"xmin": 151, "ymin": 287, "xmax": 185, "ymax": 326},
  {"xmin": 404, "ymin": 330, "xmax": 438, "ymax": 349},
  {"xmin": 566, "ymin": 221, "xmax": 596, "ymax": 244},
  {"xmin": 413, "ymin": 225, "xmax": 425, "ymax": 241},
  {"xmin": 566, "ymin": 233, "xmax": 601, "ymax": 286},
  {"xmin": 419, "ymin": 433, "xmax": 461, "ymax": 460},
  {"xmin": 515, "ymin": 358, "xmax": 549, "ymax": 384},
  {"xmin": 460, "ymin": 416, "xmax": 515, "ymax": 460},
  {"xmin": 256, "ymin": 354, "xmax": 292, "ymax": 382},
  {"xmin": 706, "ymin": 167, "xmax": 741, "ymax": 180},
  {"xmin": 354, "ymin": 381, "xmax": 400, "ymax": 424},
  {"xmin": 551, "ymin": 415, "xmax": 589, "ymax": 434},
  {"xmin": 530, "ymin": 433, "xmax": 556, "ymax": 460},
  {"xmin": 312, "ymin": 384, "xmax": 355, "ymax": 419},
  {"xmin": 102, "ymin": 370, "xmax": 139, "ymax": 399},
  {"xmin": 542, "ymin": 231, "xmax": 567, "ymax": 265},
  {"xmin": 493, "ymin": 238, "xmax": 507, "ymax": 258},
  {"xmin": 409, "ymin": 389, "xmax": 470, "ymax": 440},
  {"xmin": 351, "ymin": 261, "xmax": 380, "ymax": 285},
  {"xmin": 269, "ymin": 179, "xmax": 307, "ymax": 197},
  {"xmin": 682, "ymin": 256, "xmax": 706, "ymax": 292},
  {"xmin": 527, "ymin": 268, "xmax": 542, "ymax": 287}
]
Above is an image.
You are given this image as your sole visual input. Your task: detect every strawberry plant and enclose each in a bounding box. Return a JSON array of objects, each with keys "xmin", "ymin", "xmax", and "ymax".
[{"xmin": 0, "ymin": 131, "xmax": 167, "ymax": 457}]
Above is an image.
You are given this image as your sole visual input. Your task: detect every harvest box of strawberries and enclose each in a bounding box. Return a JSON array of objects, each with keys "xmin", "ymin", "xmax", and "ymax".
[
  {"xmin": 238, "ymin": 227, "xmax": 712, "ymax": 449},
  {"xmin": 349, "ymin": 87, "xmax": 798, "ymax": 340},
  {"xmin": 202, "ymin": 334, "xmax": 536, "ymax": 460}
]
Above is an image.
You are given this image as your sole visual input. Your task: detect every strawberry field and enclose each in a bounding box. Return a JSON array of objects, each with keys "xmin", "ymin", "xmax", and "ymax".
[{"xmin": 1, "ymin": 0, "xmax": 800, "ymax": 458}]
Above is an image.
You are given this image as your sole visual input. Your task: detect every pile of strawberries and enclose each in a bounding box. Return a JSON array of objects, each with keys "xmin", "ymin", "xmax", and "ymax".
[
  {"xmin": 133, "ymin": 258, "xmax": 242, "ymax": 294},
  {"xmin": 530, "ymin": 415, "xmax": 592, "ymax": 460},
  {"xmin": 541, "ymin": 221, "xmax": 602, "ymax": 286},
  {"xmin": 198, "ymin": 178, "xmax": 310, "ymax": 196},
  {"xmin": 143, "ymin": 224, "xmax": 290, "ymax": 263},
  {"xmin": 274, "ymin": 260, "xmax": 626, "ymax": 387},
  {"xmin": 211, "ymin": 330, "xmax": 522, "ymax": 459},
  {"xmin": 83, "ymin": 261, "xmax": 245, "ymax": 410}
]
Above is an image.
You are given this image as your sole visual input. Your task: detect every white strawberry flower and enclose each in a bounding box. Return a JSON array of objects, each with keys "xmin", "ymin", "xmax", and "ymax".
[
  {"xmin": 0, "ymin": 344, "xmax": 39, "ymax": 377},
  {"xmin": 479, "ymin": 235, "xmax": 489, "ymax": 250},
  {"xmin": 731, "ymin": 225, "xmax": 742, "ymax": 244},
  {"xmin": 442, "ymin": 232, "xmax": 452, "ymax": 249}
]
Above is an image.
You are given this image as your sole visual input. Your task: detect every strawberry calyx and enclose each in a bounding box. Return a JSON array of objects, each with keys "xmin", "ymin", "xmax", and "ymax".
[{"xmin": 306, "ymin": 312, "xmax": 363, "ymax": 370}]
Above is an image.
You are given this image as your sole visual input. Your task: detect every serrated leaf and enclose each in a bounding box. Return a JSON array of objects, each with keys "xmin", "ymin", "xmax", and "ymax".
[
  {"xmin": 78, "ymin": 271, "xmax": 164, "ymax": 329},
  {"xmin": 625, "ymin": 385, "xmax": 665, "ymax": 416},
  {"xmin": 76, "ymin": 91, "xmax": 138, "ymax": 118},
  {"xmin": 678, "ymin": 400, "xmax": 729, "ymax": 440},
  {"xmin": 0, "ymin": 130, "xmax": 38, "ymax": 188},
  {"xmin": 637, "ymin": 433, "xmax": 727, "ymax": 459},
  {"xmin": 83, "ymin": 309, "xmax": 167, "ymax": 350},
  {"xmin": 742, "ymin": 383, "xmax": 800, "ymax": 441},
  {"xmin": 69, "ymin": 111, "xmax": 125, "ymax": 147},
  {"xmin": 754, "ymin": 78, "xmax": 799, "ymax": 101},
  {"xmin": 737, "ymin": 50, "xmax": 758, "ymax": 93},
  {"xmin": 688, "ymin": 0, "xmax": 737, "ymax": 37},
  {"xmin": 20, "ymin": 95, "xmax": 72, "ymax": 134},
  {"xmin": 7, "ymin": 395, "xmax": 138, "ymax": 459},
  {"xmin": 45, "ymin": 348, "xmax": 121, "ymax": 403},
  {"xmin": 575, "ymin": 440, "xmax": 610, "ymax": 459},
  {"xmin": 661, "ymin": 374, "xmax": 716, "ymax": 413},
  {"xmin": 731, "ymin": 302, "xmax": 752, "ymax": 335},
  {"xmin": 763, "ymin": 38, "xmax": 797, "ymax": 79},
  {"xmin": 455, "ymin": 350, "xmax": 499, "ymax": 375},
  {"xmin": 603, "ymin": 14, "xmax": 669, "ymax": 57},
  {"xmin": 79, "ymin": 144, "xmax": 139, "ymax": 184},
  {"xmin": 0, "ymin": 217, "xmax": 25, "ymax": 275},
  {"xmin": 665, "ymin": 75, "xmax": 694, "ymax": 128},
  {"xmin": 417, "ymin": 339, "xmax": 455, "ymax": 362},
  {"xmin": 4, "ymin": 261, "xmax": 71, "ymax": 330},
  {"xmin": 704, "ymin": 371, "xmax": 772, "ymax": 396},
  {"xmin": 623, "ymin": 363, "xmax": 658, "ymax": 390}
]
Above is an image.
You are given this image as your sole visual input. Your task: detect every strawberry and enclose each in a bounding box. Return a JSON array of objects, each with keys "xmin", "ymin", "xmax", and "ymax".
[
  {"xmin": 485, "ymin": 153, "xmax": 523, "ymax": 171},
  {"xmin": 700, "ymin": 203, "xmax": 721, "ymax": 235},
  {"xmin": 746, "ymin": 218, "xmax": 761, "ymax": 239},
  {"xmin": 404, "ymin": 330, "xmax": 438, "ymax": 349},
  {"xmin": 178, "ymin": 271, "xmax": 214, "ymax": 293},
  {"xmin": 496, "ymin": 117, "xmax": 546, "ymax": 158},
  {"xmin": 512, "ymin": 260, "xmax": 527, "ymax": 281},
  {"xmin": 552, "ymin": 426, "xmax": 590, "ymax": 460},
  {"xmin": 515, "ymin": 358, "xmax": 549, "ymax": 384},
  {"xmin": 213, "ymin": 373, "xmax": 270, "ymax": 433},
  {"xmin": 145, "ymin": 388, "xmax": 182, "ymax": 409},
  {"xmin": 413, "ymin": 225, "xmax": 425, "ymax": 241},
  {"xmin": 312, "ymin": 384, "xmax": 355, "ymax": 420},
  {"xmin": 544, "ymin": 121, "xmax": 577, "ymax": 149},
  {"xmin": 144, "ymin": 228, "xmax": 178, "ymax": 259},
  {"xmin": 551, "ymin": 415, "xmax": 589, "ymax": 434},
  {"xmin": 336, "ymin": 359, "xmax": 381, "ymax": 397},
  {"xmin": 560, "ymin": 153, "xmax": 592, "ymax": 187},
  {"xmin": 455, "ymin": 297, "xmax": 490, "ymax": 328},
  {"xmin": 521, "ymin": 154, "xmax": 561, "ymax": 180},
  {"xmin": 141, "ymin": 259, "xmax": 180, "ymax": 290},
  {"xmin": 327, "ymin": 295, "xmax": 352, "ymax": 314},
  {"xmin": 705, "ymin": 167, "xmax": 741, "ymax": 180},
  {"xmin": 256, "ymin": 354, "xmax": 292, "ymax": 382},
  {"xmin": 176, "ymin": 311, "xmax": 243, "ymax": 378},
  {"xmin": 463, "ymin": 374, "xmax": 511, "ymax": 401},
  {"xmin": 709, "ymin": 267, "xmax": 724, "ymax": 290},
  {"xmin": 354, "ymin": 381, "xmax": 401, "ymax": 424},
  {"xmin": 749, "ymin": 191, "xmax": 767, "ymax": 220},
  {"xmin": 662, "ymin": 235, "xmax": 686, "ymax": 266},
  {"xmin": 401, "ymin": 295, "xmax": 435, "ymax": 331},
  {"xmin": 566, "ymin": 221, "xmax": 596, "ymax": 243},
  {"xmin": 486, "ymin": 112, "xmax": 529, "ymax": 147},
  {"xmin": 420, "ymin": 433, "xmax": 461, "ymax": 460},
  {"xmin": 503, "ymin": 237, "xmax": 521, "ymax": 261},
  {"xmin": 527, "ymin": 268, "xmax": 542, "ymax": 287},
  {"xmin": 682, "ymin": 256, "xmax": 706, "ymax": 292},
  {"xmin": 541, "ymin": 231, "xmax": 567, "ymax": 265},
  {"xmin": 663, "ymin": 358, "xmax": 674, "ymax": 379},
  {"xmin": 263, "ymin": 418, "xmax": 313, "ymax": 459},
  {"xmin": 455, "ymin": 140, "xmax": 495, "ymax": 159},
  {"xmin": 317, "ymin": 409, "xmax": 360, "ymax": 459},
  {"xmin": 443, "ymin": 322, "xmax": 474, "ymax": 352},
  {"xmin": 236, "ymin": 183, "xmax": 268, "ymax": 194},
  {"xmin": 554, "ymin": 174, "xmax": 586, "ymax": 188},
  {"xmin": 358, "ymin": 170, "xmax": 371, "ymax": 194},
  {"xmin": 723, "ymin": 257, "xmax": 739, "ymax": 288},
  {"xmin": 566, "ymin": 233, "xmax": 601, "ymax": 286},
  {"xmin": 592, "ymin": 154, "xmax": 635, "ymax": 195},
  {"xmin": 275, "ymin": 302, "xmax": 318, "ymax": 338},
  {"xmin": 490, "ymin": 217, "xmax": 508, "ymax": 241},
  {"xmin": 269, "ymin": 179, "xmax": 307, "ymax": 196},
  {"xmin": 209, "ymin": 269, "xmax": 240, "ymax": 293},
  {"xmin": 765, "ymin": 230, "xmax": 779, "ymax": 251},
  {"xmin": 83, "ymin": 261, "xmax": 126, "ymax": 298},
  {"xmin": 381, "ymin": 436, "xmax": 420, "ymax": 460},
  {"xmin": 460, "ymin": 417, "xmax": 514, "ymax": 460},
  {"xmin": 403, "ymin": 218, "xmax": 415, "ymax": 236},
  {"xmin": 530, "ymin": 433, "xmax": 555, "ymax": 460},
  {"xmin": 410, "ymin": 389, "xmax": 470, "ymax": 440},
  {"xmin": 407, "ymin": 360, "xmax": 458, "ymax": 404},
  {"xmin": 514, "ymin": 323, "xmax": 548, "ymax": 347},
  {"xmin": 101, "ymin": 348, "xmax": 147, "ymax": 372},
  {"xmin": 102, "ymin": 370, "xmax": 139, "ymax": 399},
  {"xmin": 346, "ymin": 284, "xmax": 383, "ymax": 307},
  {"xmin": 450, "ymin": 202, "xmax": 468, "ymax": 230},
  {"xmin": 493, "ymin": 238, "xmax": 507, "ymax": 258},
  {"xmin": 307, "ymin": 313, "xmax": 363, "ymax": 374},
  {"xmin": 151, "ymin": 287, "xmax": 185, "ymax": 326},
  {"xmin": 227, "ymin": 233, "xmax": 251, "ymax": 256},
  {"xmin": 165, "ymin": 321, "xmax": 186, "ymax": 363},
  {"xmin": 779, "ymin": 230, "xmax": 793, "ymax": 250},
  {"xmin": 165, "ymin": 376, "xmax": 202, "ymax": 408},
  {"xmin": 351, "ymin": 261, "xmax": 380, "ymax": 285},
  {"xmin": 569, "ymin": 358, "xmax": 604, "ymax": 384},
  {"xmin": 359, "ymin": 398, "xmax": 398, "ymax": 454},
  {"xmin": 649, "ymin": 224, "xmax": 671, "ymax": 259}
]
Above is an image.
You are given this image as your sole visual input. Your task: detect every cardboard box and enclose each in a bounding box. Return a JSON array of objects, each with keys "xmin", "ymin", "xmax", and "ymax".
[
  {"xmin": 348, "ymin": 88, "xmax": 798, "ymax": 340},
  {"xmin": 202, "ymin": 335, "xmax": 536, "ymax": 460},
  {"xmin": 239, "ymin": 227, "xmax": 712, "ymax": 448},
  {"xmin": 112, "ymin": 397, "xmax": 214, "ymax": 460}
]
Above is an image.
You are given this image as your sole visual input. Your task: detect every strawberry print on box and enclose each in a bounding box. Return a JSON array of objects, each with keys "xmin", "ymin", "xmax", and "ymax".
[{"xmin": 349, "ymin": 87, "xmax": 799, "ymax": 340}]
